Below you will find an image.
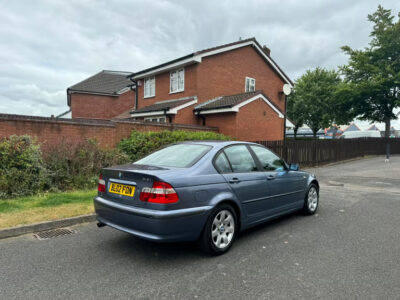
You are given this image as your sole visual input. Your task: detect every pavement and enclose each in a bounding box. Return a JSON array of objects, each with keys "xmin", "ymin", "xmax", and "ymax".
[{"xmin": 1, "ymin": 155, "xmax": 399, "ymax": 299}]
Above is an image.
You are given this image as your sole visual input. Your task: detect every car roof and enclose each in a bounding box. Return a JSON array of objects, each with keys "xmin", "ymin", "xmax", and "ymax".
[{"xmin": 177, "ymin": 140, "xmax": 258, "ymax": 147}]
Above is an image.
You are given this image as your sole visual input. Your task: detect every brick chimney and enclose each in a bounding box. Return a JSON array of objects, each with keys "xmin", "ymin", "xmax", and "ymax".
[{"xmin": 262, "ymin": 45, "xmax": 271, "ymax": 56}]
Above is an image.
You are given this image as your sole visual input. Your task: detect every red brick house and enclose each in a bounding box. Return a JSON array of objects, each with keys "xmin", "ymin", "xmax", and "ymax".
[
  {"xmin": 67, "ymin": 70, "xmax": 135, "ymax": 119},
  {"xmin": 68, "ymin": 38, "xmax": 293, "ymax": 140}
]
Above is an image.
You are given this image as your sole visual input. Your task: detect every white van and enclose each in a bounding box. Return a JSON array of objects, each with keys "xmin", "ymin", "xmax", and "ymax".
[{"xmin": 340, "ymin": 130, "xmax": 381, "ymax": 139}]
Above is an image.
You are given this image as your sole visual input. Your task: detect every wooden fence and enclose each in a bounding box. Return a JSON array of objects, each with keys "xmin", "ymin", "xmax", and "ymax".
[{"xmin": 256, "ymin": 138, "xmax": 400, "ymax": 167}]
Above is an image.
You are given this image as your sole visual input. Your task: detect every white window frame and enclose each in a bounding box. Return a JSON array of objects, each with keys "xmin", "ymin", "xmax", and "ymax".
[
  {"xmin": 245, "ymin": 77, "xmax": 256, "ymax": 92},
  {"xmin": 170, "ymin": 68, "xmax": 185, "ymax": 94},
  {"xmin": 144, "ymin": 76, "xmax": 155, "ymax": 98},
  {"xmin": 144, "ymin": 116, "xmax": 166, "ymax": 123}
]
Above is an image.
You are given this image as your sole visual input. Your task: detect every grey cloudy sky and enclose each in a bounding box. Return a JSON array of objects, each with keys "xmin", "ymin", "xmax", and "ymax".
[{"xmin": 0, "ymin": 0, "xmax": 399, "ymax": 123}]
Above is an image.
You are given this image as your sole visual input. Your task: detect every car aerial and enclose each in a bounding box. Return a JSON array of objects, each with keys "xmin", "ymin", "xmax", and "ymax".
[{"xmin": 94, "ymin": 141, "xmax": 319, "ymax": 255}]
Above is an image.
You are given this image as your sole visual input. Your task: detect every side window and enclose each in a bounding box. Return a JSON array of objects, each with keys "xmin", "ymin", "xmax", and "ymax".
[
  {"xmin": 245, "ymin": 77, "xmax": 256, "ymax": 92},
  {"xmin": 170, "ymin": 69, "xmax": 184, "ymax": 93},
  {"xmin": 250, "ymin": 146, "xmax": 285, "ymax": 171},
  {"xmin": 144, "ymin": 76, "xmax": 155, "ymax": 98},
  {"xmin": 224, "ymin": 145, "xmax": 258, "ymax": 172},
  {"xmin": 214, "ymin": 152, "xmax": 232, "ymax": 173}
]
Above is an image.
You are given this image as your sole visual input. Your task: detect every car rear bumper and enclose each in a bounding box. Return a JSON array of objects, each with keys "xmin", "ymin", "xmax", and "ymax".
[{"xmin": 94, "ymin": 196, "xmax": 212, "ymax": 242}]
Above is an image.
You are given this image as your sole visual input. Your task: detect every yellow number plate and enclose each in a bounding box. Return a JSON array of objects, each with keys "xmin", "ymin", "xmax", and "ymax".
[{"xmin": 109, "ymin": 183, "xmax": 135, "ymax": 197}]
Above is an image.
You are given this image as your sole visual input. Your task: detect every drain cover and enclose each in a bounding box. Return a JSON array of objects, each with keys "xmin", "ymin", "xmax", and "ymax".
[{"xmin": 33, "ymin": 228, "xmax": 75, "ymax": 240}]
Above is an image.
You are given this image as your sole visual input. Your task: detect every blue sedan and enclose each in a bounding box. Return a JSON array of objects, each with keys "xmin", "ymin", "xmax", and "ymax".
[{"xmin": 94, "ymin": 141, "xmax": 319, "ymax": 255}]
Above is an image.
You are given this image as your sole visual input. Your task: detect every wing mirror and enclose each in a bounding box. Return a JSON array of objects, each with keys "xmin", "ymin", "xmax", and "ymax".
[{"xmin": 289, "ymin": 163, "xmax": 299, "ymax": 171}]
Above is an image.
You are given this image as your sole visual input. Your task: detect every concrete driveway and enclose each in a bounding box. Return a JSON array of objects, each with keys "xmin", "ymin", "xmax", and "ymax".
[{"xmin": 1, "ymin": 156, "xmax": 399, "ymax": 299}]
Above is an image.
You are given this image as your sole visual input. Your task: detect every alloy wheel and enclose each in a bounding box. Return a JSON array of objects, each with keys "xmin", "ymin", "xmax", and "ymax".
[
  {"xmin": 307, "ymin": 187, "xmax": 318, "ymax": 212},
  {"xmin": 211, "ymin": 210, "xmax": 235, "ymax": 249}
]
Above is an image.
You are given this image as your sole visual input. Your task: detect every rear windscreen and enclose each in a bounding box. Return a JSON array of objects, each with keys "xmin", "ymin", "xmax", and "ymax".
[{"xmin": 135, "ymin": 144, "xmax": 212, "ymax": 168}]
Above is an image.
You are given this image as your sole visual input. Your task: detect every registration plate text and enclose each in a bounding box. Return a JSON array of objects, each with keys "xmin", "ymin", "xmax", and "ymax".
[{"xmin": 109, "ymin": 183, "xmax": 135, "ymax": 197}]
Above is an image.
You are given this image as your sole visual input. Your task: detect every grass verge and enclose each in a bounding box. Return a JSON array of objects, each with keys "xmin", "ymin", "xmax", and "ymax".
[{"xmin": 0, "ymin": 190, "xmax": 96, "ymax": 229}]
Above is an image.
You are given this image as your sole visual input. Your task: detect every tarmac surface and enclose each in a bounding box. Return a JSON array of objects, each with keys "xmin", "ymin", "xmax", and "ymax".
[{"xmin": 1, "ymin": 156, "xmax": 399, "ymax": 299}]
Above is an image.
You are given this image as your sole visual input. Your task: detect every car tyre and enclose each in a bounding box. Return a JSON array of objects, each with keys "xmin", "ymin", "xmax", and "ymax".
[
  {"xmin": 302, "ymin": 184, "xmax": 319, "ymax": 215},
  {"xmin": 199, "ymin": 204, "xmax": 237, "ymax": 255}
]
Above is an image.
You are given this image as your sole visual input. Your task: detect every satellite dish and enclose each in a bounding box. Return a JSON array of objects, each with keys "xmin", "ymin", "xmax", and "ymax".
[{"xmin": 283, "ymin": 84, "xmax": 292, "ymax": 96}]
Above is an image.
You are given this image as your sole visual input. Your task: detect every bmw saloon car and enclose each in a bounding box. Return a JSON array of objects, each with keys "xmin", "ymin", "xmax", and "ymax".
[{"xmin": 94, "ymin": 141, "xmax": 319, "ymax": 255}]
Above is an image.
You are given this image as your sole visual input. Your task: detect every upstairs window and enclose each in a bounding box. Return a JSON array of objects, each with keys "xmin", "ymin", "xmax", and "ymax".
[
  {"xmin": 170, "ymin": 69, "xmax": 184, "ymax": 93},
  {"xmin": 144, "ymin": 76, "xmax": 155, "ymax": 98},
  {"xmin": 245, "ymin": 77, "xmax": 256, "ymax": 92}
]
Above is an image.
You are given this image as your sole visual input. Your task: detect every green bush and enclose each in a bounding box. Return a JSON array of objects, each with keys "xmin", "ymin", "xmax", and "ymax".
[
  {"xmin": 118, "ymin": 130, "xmax": 231, "ymax": 161},
  {"xmin": 43, "ymin": 139, "xmax": 130, "ymax": 191},
  {"xmin": 0, "ymin": 135, "xmax": 46, "ymax": 198},
  {"xmin": 0, "ymin": 131, "xmax": 227, "ymax": 199}
]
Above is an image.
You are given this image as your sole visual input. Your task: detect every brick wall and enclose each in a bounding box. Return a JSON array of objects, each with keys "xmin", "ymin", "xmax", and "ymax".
[
  {"xmin": 235, "ymin": 97, "xmax": 284, "ymax": 141},
  {"xmin": 203, "ymin": 113, "xmax": 237, "ymax": 139},
  {"xmin": 203, "ymin": 97, "xmax": 284, "ymax": 141},
  {"xmin": 197, "ymin": 45, "xmax": 286, "ymax": 111},
  {"xmin": 0, "ymin": 114, "xmax": 218, "ymax": 150},
  {"xmin": 70, "ymin": 90, "xmax": 135, "ymax": 119}
]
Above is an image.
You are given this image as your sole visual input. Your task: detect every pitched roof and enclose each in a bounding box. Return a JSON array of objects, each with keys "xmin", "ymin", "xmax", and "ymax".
[
  {"xmin": 367, "ymin": 124, "xmax": 380, "ymax": 131},
  {"xmin": 343, "ymin": 123, "xmax": 361, "ymax": 132},
  {"xmin": 131, "ymin": 96, "xmax": 197, "ymax": 114},
  {"xmin": 194, "ymin": 90, "xmax": 284, "ymax": 118},
  {"xmin": 131, "ymin": 38, "xmax": 293, "ymax": 86},
  {"xmin": 194, "ymin": 91, "xmax": 260, "ymax": 111},
  {"xmin": 68, "ymin": 70, "xmax": 133, "ymax": 95},
  {"xmin": 113, "ymin": 109, "xmax": 133, "ymax": 119}
]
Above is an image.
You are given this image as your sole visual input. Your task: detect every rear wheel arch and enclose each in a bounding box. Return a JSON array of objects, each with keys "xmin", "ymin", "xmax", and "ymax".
[
  {"xmin": 199, "ymin": 202, "xmax": 239, "ymax": 255},
  {"xmin": 214, "ymin": 200, "xmax": 242, "ymax": 232}
]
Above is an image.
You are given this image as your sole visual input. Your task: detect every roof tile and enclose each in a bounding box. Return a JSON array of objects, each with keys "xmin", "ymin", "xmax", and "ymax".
[
  {"xmin": 68, "ymin": 70, "xmax": 133, "ymax": 95},
  {"xmin": 194, "ymin": 91, "xmax": 261, "ymax": 111}
]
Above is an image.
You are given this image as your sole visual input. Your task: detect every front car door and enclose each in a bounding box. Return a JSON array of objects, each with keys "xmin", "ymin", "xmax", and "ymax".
[{"xmin": 249, "ymin": 145, "xmax": 306, "ymax": 213}]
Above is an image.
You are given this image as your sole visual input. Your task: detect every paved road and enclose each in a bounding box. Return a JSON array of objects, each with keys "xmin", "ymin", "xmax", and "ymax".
[{"xmin": 1, "ymin": 156, "xmax": 399, "ymax": 299}]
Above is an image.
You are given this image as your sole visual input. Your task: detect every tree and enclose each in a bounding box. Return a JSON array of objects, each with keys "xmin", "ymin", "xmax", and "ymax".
[
  {"xmin": 340, "ymin": 5, "xmax": 400, "ymax": 137},
  {"xmin": 287, "ymin": 94, "xmax": 304, "ymax": 139},
  {"xmin": 288, "ymin": 67, "xmax": 344, "ymax": 138}
]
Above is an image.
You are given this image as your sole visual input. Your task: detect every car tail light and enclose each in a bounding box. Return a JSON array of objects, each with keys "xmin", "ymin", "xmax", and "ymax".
[
  {"xmin": 139, "ymin": 181, "xmax": 179, "ymax": 204},
  {"xmin": 98, "ymin": 174, "xmax": 106, "ymax": 192}
]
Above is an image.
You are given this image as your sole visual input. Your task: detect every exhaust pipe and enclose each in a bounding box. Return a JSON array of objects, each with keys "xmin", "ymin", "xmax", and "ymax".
[{"xmin": 97, "ymin": 222, "xmax": 106, "ymax": 228}]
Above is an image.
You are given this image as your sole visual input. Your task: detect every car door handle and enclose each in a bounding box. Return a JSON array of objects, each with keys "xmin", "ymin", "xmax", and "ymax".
[
  {"xmin": 267, "ymin": 175, "xmax": 276, "ymax": 180},
  {"xmin": 229, "ymin": 178, "xmax": 241, "ymax": 184}
]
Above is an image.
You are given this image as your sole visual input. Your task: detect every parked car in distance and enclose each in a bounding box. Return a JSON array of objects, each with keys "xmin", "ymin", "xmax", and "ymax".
[
  {"xmin": 340, "ymin": 130, "xmax": 381, "ymax": 139},
  {"xmin": 94, "ymin": 141, "xmax": 319, "ymax": 255}
]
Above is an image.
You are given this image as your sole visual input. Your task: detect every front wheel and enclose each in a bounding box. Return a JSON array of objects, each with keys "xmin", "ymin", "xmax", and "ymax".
[
  {"xmin": 199, "ymin": 204, "xmax": 237, "ymax": 255},
  {"xmin": 303, "ymin": 184, "xmax": 319, "ymax": 215}
]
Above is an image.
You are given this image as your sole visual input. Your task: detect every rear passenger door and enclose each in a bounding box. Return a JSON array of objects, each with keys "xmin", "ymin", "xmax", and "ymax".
[{"xmin": 214, "ymin": 145, "xmax": 271, "ymax": 219}]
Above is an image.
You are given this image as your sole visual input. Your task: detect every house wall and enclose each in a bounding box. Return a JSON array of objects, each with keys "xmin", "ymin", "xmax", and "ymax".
[
  {"xmin": 203, "ymin": 113, "xmax": 238, "ymax": 139},
  {"xmin": 196, "ymin": 45, "xmax": 286, "ymax": 112},
  {"xmin": 134, "ymin": 45, "xmax": 287, "ymax": 138},
  {"xmin": 136, "ymin": 64, "xmax": 198, "ymax": 109},
  {"xmin": 70, "ymin": 90, "xmax": 135, "ymax": 119},
  {"xmin": 202, "ymin": 97, "xmax": 284, "ymax": 141},
  {"xmin": 172, "ymin": 105, "xmax": 201, "ymax": 125},
  {"xmin": 134, "ymin": 104, "xmax": 201, "ymax": 125},
  {"xmin": 0, "ymin": 114, "xmax": 218, "ymax": 151},
  {"xmin": 235, "ymin": 97, "xmax": 284, "ymax": 141}
]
